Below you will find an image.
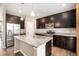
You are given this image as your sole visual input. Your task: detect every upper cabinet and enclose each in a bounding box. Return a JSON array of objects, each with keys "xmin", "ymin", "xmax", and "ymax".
[
  {"xmin": 20, "ymin": 20, "xmax": 25, "ymax": 29},
  {"xmin": 36, "ymin": 9, "xmax": 76, "ymax": 28},
  {"xmin": 6, "ymin": 14, "xmax": 25, "ymax": 29},
  {"xmin": 36, "ymin": 18, "xmax": 46, "ymax": 28},
  {"xmin": 6, "ymin": 14, "xmax": 20, "ymax": 24},
  {"xmin": 54, "ymin": 9, "xmax": 76, "ymax": 28}
]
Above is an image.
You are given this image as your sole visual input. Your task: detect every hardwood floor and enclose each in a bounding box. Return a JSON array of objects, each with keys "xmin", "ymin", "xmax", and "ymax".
[
  {"xmin": 0, "ymin": 46, "xmax": 77, "ymax": 56},
  {"xmin": 52, "ymin": 46, "xmax": 76, "ymax": 56},
  {"xmin": 0, "ymin": 47, "xmax": 14, "ymax": 56}
]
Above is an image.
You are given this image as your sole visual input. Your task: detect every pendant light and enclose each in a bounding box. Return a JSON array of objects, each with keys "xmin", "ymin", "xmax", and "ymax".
[
  {"xmin": 31, "ymin": 11, "xmax": 35, "ymax": 17},
  {"xmin": 19, "ymin": 3, "xmax": 24, "ymax": 21},
  {"xmin": 30, "ymin": 3, "xmax": 35, "ymax": 17}
]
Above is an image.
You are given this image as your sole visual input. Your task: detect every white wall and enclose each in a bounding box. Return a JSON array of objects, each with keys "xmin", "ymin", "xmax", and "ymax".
[
  {"xmin": 0, "ymin": 6, "xmax": 6, "ymax": 48},
  {"xmin": 25, "ymin": 17, "xmax": 36, "ymax": 36}
]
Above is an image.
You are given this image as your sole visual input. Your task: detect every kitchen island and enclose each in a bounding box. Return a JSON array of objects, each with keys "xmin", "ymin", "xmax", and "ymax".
[{"xmin": 14, "ymin": 35, "xmax": 52, "ymax": 56}]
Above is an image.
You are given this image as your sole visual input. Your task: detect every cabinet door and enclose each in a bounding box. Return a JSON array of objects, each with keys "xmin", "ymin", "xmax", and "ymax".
[
  {"xmin": 40, "ymin": 18, "xmax": 45, "ymax": 28},
  {"xmin": 60, "ymin": 37, "xmax": 66, "ymax": 49},
  {"xmin": 6, "ymin": 14, "xmax": 20, "ymax": 24},
  {"xmin": 65, "ymin": 37, "xmax": 76, "ymax": 52},
  {"xmin": 46, "ymin": 40, "xmax": 51, "ymax": 56},
  {"xmin": 20, "ymin": 20, "xmax": 24, "ymax": 29},
  {"xmin": 53, "ymin": 35, "xmax": 76, "ymax": 52},
  {"xmin": 53, "ymin": 35, "xmax": 64, "ymax": 47},
  {"xmin": 36, "ymin": 19, "xmax": 40, "ymax": 28},
  {"xmin": 54, "ymin": 9, "xmax": 76, "ymax": 28},
  {"xmin": 36, "ymin": 18, "xmax": 45, "ymax": 28},
  {"xmin": 54, "ymin": 14, "xmax": 63, "ymax": 28}
]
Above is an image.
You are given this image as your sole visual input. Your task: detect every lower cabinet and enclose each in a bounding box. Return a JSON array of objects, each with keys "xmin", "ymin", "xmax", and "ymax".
[
  {"xmin": 46, "ymin": 40, "xmax": 51, "ymax": 56},
  {"xmin": 65, "ymin": 37, "xmax": 76, "ymax": 52},
  {"xmin": 53, "ymin": 35, "xmax": 76, "ymax": 52}
]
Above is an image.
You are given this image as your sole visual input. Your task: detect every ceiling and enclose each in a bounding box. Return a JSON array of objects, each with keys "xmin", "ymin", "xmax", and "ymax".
[{"xmin": 0, "ymin": 3, "xmax": 76, "ymax": 19}]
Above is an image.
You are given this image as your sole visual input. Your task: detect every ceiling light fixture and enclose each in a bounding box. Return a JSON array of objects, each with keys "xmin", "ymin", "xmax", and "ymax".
[
  {"xmin": 62, "ymin": 4, "xmax": 66, "ymax": 7},
  {"xmin": 20, "ymin": 17, "xmax": 24, "ymax": 21},
  {"xmin": 31, "ymin": 11, "xmax": 35, "ymax": 17},
  {"xmin": 30, "ymin": 4, "xmax": 35, "ymax": 17}
]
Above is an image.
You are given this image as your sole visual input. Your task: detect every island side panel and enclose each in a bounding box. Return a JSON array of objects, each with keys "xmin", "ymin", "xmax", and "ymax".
[
  {"xmin": 33, "ymin": 43, "xmax": 46, "ymax": 56},
  {"xmin": 14, "ymin": 38, "xmax": 20, "ymax": 53},
  {"xmin": 19, "ymin": 41, "xmax": 46, "ymax": 56},
  {"xmin": 20, "ymin": 41, "xmax": 35, "ymax": 56}
]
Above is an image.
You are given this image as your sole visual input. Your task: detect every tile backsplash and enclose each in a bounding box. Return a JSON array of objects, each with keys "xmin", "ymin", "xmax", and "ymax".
[{"xmin": 35, "ymin": 28, "xmax": 76, "ymax": 34}]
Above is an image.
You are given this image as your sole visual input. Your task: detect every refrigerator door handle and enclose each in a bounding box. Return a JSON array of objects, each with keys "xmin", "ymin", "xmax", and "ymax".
[{"xmin": 8, "ymin": 30, "xmax": 13, "ymax": 37}]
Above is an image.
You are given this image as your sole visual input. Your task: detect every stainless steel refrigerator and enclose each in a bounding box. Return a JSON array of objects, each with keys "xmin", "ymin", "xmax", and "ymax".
[{"xmin": 7, "ymin": 23, "xmax": 20, "ymax": 47}]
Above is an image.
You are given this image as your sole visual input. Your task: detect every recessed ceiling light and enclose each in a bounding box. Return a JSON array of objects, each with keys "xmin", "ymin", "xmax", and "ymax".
[
  {"xmin": 20, "ymin": 17, "xmax": 23, "ymax": 21},
  {"xmin": 31, "ymin": 11, "xmax": 35, "ymax": 17},
  {"xmin": 19, "ymin": 10, "xmax": 22, "ymax": 13},
  {"xmin": 62, "ymin": 4, "xmax": 66, "ymax": 7},
  {"xmin": 62, "ymin": 13, "xmax": 68, "ymax": 19}
]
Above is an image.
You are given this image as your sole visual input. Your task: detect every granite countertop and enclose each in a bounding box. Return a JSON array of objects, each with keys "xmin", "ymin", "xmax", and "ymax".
[
  {"xmin": 54, "ymin": 33, "xmax": 76, "ymax": 37},
  {"xmin": 35, "ymin": 32, "xmax": 76, "ymax": 37},
  {"xmin": 14, "ymin": 35, "xmax": 52, "ymax": 48}
]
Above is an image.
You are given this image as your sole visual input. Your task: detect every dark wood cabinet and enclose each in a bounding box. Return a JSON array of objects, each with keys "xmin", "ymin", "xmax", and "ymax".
[
  {"xmin": 6, "ymin": 14, "xmax": 20, "ymax": 24},
  {"xmin": 53, "ymin": 35, "xmax": 65, "ymax": 48},
  {"xmin": 36, "ymin": 18, "xmax": 46, "ymax": 28},
  {"xmin": 53, "ymin": 35, "xmax": 76, "ymax": 52},
  {"xmin": 46, "ymin": 40, "xmax": 51, "ymax": 56},
  {"xmin": 6, "ymin": 14, "xmax": 25, "ymax": 29},
  {"xmin": 36, "ymin": 9, "xmax": 76, "ymax": 28},
  {"xmin": 65, "ymin": 37, "xmax": 76, "ymax": 52},
  {"xmin": 54, "ymin": 9, "xmax": 76, "ymax": 28},
  {"xmin": 20, "ymin": 20, "xmax": 25, "ymax": 29}
]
